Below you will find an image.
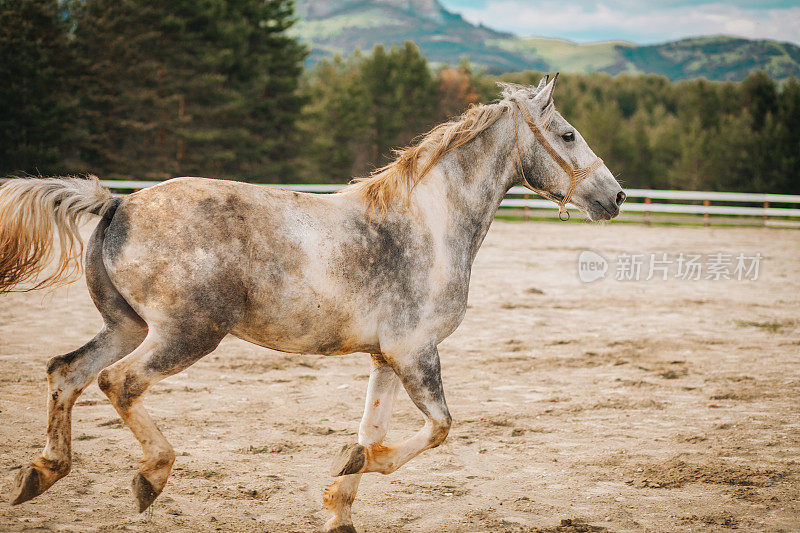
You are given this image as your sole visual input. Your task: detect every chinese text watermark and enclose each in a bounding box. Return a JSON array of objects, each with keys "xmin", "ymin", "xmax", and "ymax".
[{"xmin": 577, "ymin": 250, "xmax": 762, "ymax": 283}]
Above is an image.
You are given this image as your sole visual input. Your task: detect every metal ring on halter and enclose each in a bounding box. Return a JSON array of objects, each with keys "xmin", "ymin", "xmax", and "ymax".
[{"xmin": 558, "ymin": 209, "xmax": 570, "ymax": 221}]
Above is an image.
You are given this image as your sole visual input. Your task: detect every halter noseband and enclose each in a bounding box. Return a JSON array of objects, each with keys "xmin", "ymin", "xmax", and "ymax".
[{"xmin": 510, "ymin": 98, "xmax": 604, "ymax": 221}]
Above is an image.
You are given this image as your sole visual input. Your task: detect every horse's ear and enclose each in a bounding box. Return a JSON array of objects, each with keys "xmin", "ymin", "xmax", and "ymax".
[
  {"xmin": 532, "ymin": 72, "xmax": 558, "ymax": 113},
  {"xmin": 535, "ymin": 75, "xmax": 549, "ymax": 93}
]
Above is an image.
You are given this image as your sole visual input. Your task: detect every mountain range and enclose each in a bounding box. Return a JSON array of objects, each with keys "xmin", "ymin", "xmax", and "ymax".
[{"xmin": 291, "ymin": 0, "xmax": 800, "ymax": 81}]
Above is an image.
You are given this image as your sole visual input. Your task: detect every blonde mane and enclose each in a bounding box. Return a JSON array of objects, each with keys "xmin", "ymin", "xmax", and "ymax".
[{"xmin": 347, "ymin": 101, "xmax": 512, "ymax": 218}]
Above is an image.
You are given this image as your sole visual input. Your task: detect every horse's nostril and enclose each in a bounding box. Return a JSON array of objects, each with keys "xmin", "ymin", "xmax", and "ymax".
[{"xmin": 615, "ymin": 191, "xmax": 626, "ymax": 206}]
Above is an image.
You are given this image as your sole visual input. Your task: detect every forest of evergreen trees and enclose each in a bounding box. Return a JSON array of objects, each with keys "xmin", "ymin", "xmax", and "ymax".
[{"xmin": 1, "ymin": 0, "xmax": 799, "ymax": 193}]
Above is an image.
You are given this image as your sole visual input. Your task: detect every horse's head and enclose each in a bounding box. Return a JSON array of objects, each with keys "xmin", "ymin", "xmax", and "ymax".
[{"xmin": 499, "ymin": 75, "xmax": 625, "ymax": 221}]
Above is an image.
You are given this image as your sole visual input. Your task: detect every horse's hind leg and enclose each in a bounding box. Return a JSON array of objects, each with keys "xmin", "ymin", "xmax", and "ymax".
[
  {"xmin": 12, "ymin": 326, "xmax": 146, "ymax": 504},
  {"xmin": 12, "ymin": 220, "xmax": 147, "ymax": 505},
  {"xmin": 97, "ymin": 324, "xmax": 228, "ymax": 512},
  {"xmin": 324, "ymin": 355, "xmax": 400, "ymax": 532}
]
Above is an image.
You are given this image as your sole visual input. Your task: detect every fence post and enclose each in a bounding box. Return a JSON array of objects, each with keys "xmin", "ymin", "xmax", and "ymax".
[
  {"xmin": 523, "ymin": 193, "xmax": 529, "ymax": 222},
  {"xmin": 703, "ymin": 199, "xmax": 710, "ymax": 227},
  {"xmin": 644, "ymin": 197, "xmax": 651, "ymax": 225},
  {"xmin": 763, "ymin": 201, "xmax": 769, "ymax": 227}
]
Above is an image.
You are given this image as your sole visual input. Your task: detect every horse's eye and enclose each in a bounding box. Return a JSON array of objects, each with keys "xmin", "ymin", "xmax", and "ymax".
[{"xmin": 562, "ymin": 132, "xmax": 575, "ymax": 142}]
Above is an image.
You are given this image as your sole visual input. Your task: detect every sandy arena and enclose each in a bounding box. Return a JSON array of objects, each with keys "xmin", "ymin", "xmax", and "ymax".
[{"xmin": 1, "ymin": 220, "xmax": 798, "ymax": 532}]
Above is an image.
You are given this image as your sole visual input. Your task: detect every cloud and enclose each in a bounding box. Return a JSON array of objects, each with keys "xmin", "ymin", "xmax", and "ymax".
[{"xmin": 450, "ymin": 1, "xmax": 800, "ymax": 44}]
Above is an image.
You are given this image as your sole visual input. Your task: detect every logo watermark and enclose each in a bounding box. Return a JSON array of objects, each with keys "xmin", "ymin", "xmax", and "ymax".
[
  {"xmin": 577, "ymin": 250, "xmax": 609, "ymax": 283},
  {"xmin": 577, "ymin": 251, "xmax": 762, "ymax": 283}
]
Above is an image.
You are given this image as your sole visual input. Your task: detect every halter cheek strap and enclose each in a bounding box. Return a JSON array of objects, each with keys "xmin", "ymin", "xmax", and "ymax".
[{"xmin": 510, "ymin": 99, "xmax": 604, "ymax": 221}]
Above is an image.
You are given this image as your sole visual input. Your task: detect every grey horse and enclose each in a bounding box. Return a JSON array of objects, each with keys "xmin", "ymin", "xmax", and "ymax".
[{"xmin": 0, "ymin": 77, "xmax": 624, "ymax": 532}]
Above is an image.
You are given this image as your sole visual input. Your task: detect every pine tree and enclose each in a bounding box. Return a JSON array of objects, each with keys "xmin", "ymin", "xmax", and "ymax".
[
  {"xmin": 223, "ymin": 0, "xmax": 308, "ymax": 180},
  {"xmin": 360, "ymin": 44, "xmax": 394, "ymax": 165},
  {"xmin": 388, "ymin": 41, "xmax": 438, "ymax": 145},
  {"xmin": 0, "ymin": 0, "xmax": 73, "ymax": 175},
  {"xmin": 775, "ymin": 77, "xmax": 800, "ymax": 194},
  {"xmin": 361, "ymin": 42, "xmax": 438, "ymax": 166},
  {"xmin": 70, "ymin": 0, "xmax": 307, "ymax": 181},
  {"xmin": 299, "ymin": 54, "xmax": 372, "ymax": 182}
]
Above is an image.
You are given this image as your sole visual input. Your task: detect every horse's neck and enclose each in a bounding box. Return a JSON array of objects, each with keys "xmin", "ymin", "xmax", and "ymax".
[{"xmin": 412, "ymin": 131, "xmax": 517, "ymax": 269}]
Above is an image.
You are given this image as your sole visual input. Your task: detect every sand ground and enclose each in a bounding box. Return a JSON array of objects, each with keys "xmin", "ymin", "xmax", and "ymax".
[{"xmin": 1, "ymin": 220, "xmax": 798, "ymax": 532}]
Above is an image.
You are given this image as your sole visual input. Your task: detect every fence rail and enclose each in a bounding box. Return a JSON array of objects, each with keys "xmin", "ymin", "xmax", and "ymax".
[
  {"xmin": 101, "ymin": 180, "xmax": 800, "ymax": 223},
  {"xmin": 1, "ymin": 178, "xmax": 798, "ymax": 225}
]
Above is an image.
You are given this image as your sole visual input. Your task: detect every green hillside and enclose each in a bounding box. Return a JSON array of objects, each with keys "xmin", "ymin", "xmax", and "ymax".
[
  {"xmin": 487, "ymin": 37, "xmax": 633, "ymax": 73},
  {"xmin": 610, "ymin": 36, "xmax": 800, "ymax": 80},
  {"xmin": 291, "ymin": 0, "xmax": 546, "ymax": 73},
  {"xmin": 294, "ymin": 1, "xmax": 800, "ymax": 80}
]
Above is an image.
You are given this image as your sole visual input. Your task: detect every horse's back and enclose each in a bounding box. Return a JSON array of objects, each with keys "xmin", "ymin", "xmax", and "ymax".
[
  {"xmin": 101, "ymin": 179, "xmax": 330, "ymax": 320},
  {"xmin": 98, "ymin": 178, "xmax": 381, "ymax": 353}
]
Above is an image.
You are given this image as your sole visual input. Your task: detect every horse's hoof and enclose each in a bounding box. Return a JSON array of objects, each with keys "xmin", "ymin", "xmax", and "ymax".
[
  {"xmin": 132, "ymin": 473, "xmax": 160, "ymax": 513},
  {"xmin": 330, "ymin": 444, "xmax": 366, "ymax": 477},
  {"xmin": 11, "ymin": 465, "xmax": 44, "ymax": 505},
  {"xmin": 327, "ymin": 525, "xmax": 358, "ymax": 533}
]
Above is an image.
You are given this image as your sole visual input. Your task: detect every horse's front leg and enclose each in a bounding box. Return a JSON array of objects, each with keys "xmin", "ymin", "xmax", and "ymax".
[
  {"xmin": 324, "ymin": 355, "xmax": 400, "ymax": 532},
  {"xmin": 331, "ymin": 342, "xmax": 452, "ymax": 477}
]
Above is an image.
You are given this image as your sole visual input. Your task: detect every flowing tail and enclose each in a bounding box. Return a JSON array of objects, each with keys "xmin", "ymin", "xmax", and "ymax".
[{"xmin": 0, "ymin": 175, "xmax": 117, "ymax": 294}]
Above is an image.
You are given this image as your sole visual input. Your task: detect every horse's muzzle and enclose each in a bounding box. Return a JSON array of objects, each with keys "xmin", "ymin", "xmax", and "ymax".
[{"xmin": 592, "ymin": 189, "xmax": 625, "ymax": 220}]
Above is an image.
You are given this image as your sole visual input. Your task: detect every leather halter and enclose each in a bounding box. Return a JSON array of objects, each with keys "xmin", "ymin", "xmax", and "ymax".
[{"xmin": 510, "ymin": 98, "xmax": 604, "ymax": 221}]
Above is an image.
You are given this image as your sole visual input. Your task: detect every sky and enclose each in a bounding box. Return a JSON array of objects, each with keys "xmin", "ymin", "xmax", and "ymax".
[{"xmin": 438, "ymin": 0, "xmax": 800, "ymax": 45}]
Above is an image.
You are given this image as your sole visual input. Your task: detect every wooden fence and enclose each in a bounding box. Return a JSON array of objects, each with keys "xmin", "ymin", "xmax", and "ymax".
[{"xmin": 2, "ymin": 178, "xmax": 798, "ymax": 226}]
